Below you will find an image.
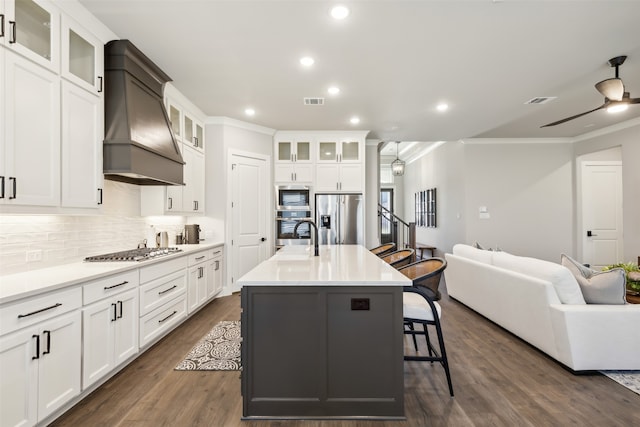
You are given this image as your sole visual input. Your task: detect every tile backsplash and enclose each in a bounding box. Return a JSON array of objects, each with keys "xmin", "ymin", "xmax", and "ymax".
[{"xmin": 0, "ymin": 181, "xmax": 187, "ymax": 275}]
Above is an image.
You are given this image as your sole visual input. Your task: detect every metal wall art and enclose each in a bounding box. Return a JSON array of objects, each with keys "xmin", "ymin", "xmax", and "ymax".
[{"xmin": 415, "ymin": 188, "xmax": 437, "ymax": 228}]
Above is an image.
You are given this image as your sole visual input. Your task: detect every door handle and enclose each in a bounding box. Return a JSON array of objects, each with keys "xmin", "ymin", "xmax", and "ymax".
[
  {"xmin": 260, "ymin": 237, "xmax": 267, "ymax": 242},
  {"xmin": 586, "ymin": 230, "xmax": 598, "ymax": 237}
]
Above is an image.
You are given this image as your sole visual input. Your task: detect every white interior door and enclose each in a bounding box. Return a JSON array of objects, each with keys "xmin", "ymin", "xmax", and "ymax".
[
  {"xmin": 230, "ymin": 153, "xmax": 269, "ymax": 290},
  {"xmin": 581, "ymin": 161, "xmax": 623, "ymax": 268}
]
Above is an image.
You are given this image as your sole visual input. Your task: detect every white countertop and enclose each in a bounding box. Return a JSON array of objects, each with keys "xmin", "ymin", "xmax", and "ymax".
[
  {"xmin": 0, "ymin": 242, "xmax": 224, "ymax": 305},
  {"xmin": 238, "ymin": 245, "xmax": 411, "ymax": 286}
]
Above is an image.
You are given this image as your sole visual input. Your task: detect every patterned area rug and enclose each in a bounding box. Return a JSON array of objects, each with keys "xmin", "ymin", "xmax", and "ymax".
[
  {"xmin": 600, "ymin": 371, "xmax": 640, "ymax": 395},
  {"xmin": 175, "ymin": 320, "xmax": 242, "ymax": 371}
]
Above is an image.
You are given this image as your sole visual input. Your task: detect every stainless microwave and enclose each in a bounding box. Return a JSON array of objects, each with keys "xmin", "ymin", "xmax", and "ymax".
[{"xmin": 276, "ymin": 185, "xmax": 311, "ymax": 211}]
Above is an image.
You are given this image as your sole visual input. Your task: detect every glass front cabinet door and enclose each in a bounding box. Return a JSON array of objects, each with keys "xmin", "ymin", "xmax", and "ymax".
[
  {"xmin": 3, "ymin": 0, "xmax": 61, "ymax": 72},
  {"xmin": 61, "ymin": 16, "xmax": 104, "ymax": 95}
]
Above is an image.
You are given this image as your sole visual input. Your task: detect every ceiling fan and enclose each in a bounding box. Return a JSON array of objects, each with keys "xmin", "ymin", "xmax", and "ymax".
[{"xmin": 541, "ymin": 55, "xmax": 640, "ymax": 127}]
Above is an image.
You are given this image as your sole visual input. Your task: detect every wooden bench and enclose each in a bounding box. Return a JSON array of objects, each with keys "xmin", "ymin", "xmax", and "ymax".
[{"xmin": 415, "ymin": 244, "xmax": 436, "ymax": 259}]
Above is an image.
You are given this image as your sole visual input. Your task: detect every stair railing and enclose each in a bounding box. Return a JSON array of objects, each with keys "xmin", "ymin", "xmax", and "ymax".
[{"xmin": 378, "ymin": 203, "xmax": 416, "ymax": 252}]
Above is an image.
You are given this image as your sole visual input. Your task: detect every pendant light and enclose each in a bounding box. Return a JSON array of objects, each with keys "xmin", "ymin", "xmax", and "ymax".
[{"xmin": 391, "ymin": 142, "xmax": 405, "ymax": 176}]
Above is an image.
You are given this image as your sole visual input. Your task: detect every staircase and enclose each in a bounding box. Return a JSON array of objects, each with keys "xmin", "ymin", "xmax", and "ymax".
[{"xmin": 378, "ymin": 203, "xmax": 416, "ymax": 253}]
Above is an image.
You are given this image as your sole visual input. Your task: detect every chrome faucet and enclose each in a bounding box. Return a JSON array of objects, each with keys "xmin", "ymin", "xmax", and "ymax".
[{"xmin": 293, "ymin": 219, "xmax": 319, "ymax": 256}]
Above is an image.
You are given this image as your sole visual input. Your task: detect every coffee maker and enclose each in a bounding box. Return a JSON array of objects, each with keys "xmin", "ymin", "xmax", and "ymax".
[{"xmin": 184, "ymin": 224, "xmax": 201, "ymax": 244}]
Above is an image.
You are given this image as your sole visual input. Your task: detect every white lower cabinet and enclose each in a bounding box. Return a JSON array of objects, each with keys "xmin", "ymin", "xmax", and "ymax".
[
  {"xmin": 139, "ymin": 295, "xmax": 187, "ymax": 348},
  {"xmin": 82, "ymin": 288, "xmax": 138, "ymax": 389},
  {"xmin": 139, "ymin": 256, "xmax": 189, "ymax": 348},
  {"xmin": 0, "ymin": 309, "xmax": 81, "ymax": 427},
  {"xmin": 187, "ymin": 250, "xmax": 212, "ymax": 313},
  {"xmin": 210, "ymin": 247, "xmax": 224, "ymax": 298}
]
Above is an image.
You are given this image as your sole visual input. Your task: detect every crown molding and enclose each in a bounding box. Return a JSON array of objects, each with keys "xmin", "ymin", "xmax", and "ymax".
[{"xmin": 205, "ymin": 116, "xmax": 276, "ymax": 136}]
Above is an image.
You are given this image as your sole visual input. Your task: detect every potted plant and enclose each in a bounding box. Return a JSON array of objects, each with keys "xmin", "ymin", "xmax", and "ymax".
[{"xmin": 602, "ymin": 262, "xmax": 640, "ymax": 295}]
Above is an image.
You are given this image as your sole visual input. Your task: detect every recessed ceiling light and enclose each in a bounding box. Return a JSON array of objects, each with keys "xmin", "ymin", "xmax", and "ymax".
[
  {"xmin": 328, "ymin": 86, "xmax": 340, "ymax": 95},
  {"xmin": 350, "ymin": 116, "xmax": 360, "ymax": 124},
  {"xmin": 331, "ymin": 5, "xmax": 350, "ymax": 20},
  {"xmin": 300, "ymin": 56, "xmax": 314, "ymax": 67},
  {"xmin": 245, "ymin": 108, "xmax": 255, "ymax": 116},
  {"xmin": 436, "ymin": 103, "xmax": 449, "ymax": 112}
]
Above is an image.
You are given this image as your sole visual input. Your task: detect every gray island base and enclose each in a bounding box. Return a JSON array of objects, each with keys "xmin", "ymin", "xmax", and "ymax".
[{"xmin": 238, "ymin": 245, "xmax": 410, "ymax": 420}]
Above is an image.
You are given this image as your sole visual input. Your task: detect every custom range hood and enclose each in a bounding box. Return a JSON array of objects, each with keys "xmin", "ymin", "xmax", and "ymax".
[{"xmin": 103, "ymin": 40, "xmax": 184, "ymax": 186}]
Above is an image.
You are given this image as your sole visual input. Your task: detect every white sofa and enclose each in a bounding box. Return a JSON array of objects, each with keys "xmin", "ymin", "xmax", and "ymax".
[{"xmin": 444, "ymin": 244, "xmax": 640, "ymax": 371}]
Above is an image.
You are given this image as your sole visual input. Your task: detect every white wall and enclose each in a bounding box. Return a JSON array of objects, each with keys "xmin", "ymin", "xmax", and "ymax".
[
  {"xmin": 572, "ymin": 121, "xmax": 640, "ymax": 261},
  {"xmin": 403, "ymin": 142, "xmax": 466, "ymax": 257},
  {"xmin": 0, "ymin": 181, "xmax": 186, "ymax": 275},
  {"xmin": 462, "ymin": 141, "xmax": 574, "ymax": 261},
  {"xmin": 199, "ymin": 118, "xmax": 274, "ymax": 241},
  {"xmin": 365, "ymin": 141, "xmax": 380, "ymax": 248}
]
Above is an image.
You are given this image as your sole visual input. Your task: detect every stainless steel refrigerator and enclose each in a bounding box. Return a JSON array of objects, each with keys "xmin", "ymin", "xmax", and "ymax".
[{"xmin": 316, "ymin": 193, "xmax": 364, "ymax": 245}]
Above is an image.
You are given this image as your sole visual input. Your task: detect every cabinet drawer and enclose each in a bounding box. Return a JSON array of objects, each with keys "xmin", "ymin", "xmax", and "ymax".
[
  {"xmin": 188, "ymin": 250, "xmax": 211, "ymax": 266},
  {"xmin": 139, "ymin": 256, "xmax": 188, "ymax": 284},
  {"xmin": 139, "ymin": 270, "xmax": 187, "ymax": 316},
  {"xmin": 83, "ymin": 270, "xmax": 140, "ymax": 305},
  {"xmin": 211, "ymin": 246, "xmax": 224, "ymax": 259},
  {"xmin": 0, "ymin": 287, "xmax": 82, "ymax": 336},
  {"xmin": 139, "ymin": 295, "xmax": 187, "ymax": 348}
]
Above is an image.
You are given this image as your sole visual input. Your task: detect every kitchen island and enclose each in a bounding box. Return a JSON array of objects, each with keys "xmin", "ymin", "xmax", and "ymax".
[{"xmin": 238, "ymin": 244, "xmax": 411, "ymax": 420}]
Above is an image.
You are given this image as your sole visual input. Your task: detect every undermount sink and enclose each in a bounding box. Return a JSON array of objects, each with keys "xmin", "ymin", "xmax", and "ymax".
[{"xmin": 274, "ymin": 246, "xmax": 313, "ymax": 261}]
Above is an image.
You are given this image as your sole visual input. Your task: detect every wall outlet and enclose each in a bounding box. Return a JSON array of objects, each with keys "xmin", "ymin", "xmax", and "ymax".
[{"xmin": 26, "ymin": 250, "xmax": 43, "ymax": 262}]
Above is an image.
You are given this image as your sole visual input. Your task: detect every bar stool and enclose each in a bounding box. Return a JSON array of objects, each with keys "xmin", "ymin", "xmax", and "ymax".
[
  {"xmin": 403, "ymin": 285, "xmax": 454, "ymax": 397},
  {"xmin": 397, "ymin": 258, "xmax": 446, "ymax": 301},
  {"xmin": 380, "ymin": 249, "xmax": 415, "ymax": 268},
  {"xmin": 370, "ymin": 243, "xmax": 396, "ymax": 257}
]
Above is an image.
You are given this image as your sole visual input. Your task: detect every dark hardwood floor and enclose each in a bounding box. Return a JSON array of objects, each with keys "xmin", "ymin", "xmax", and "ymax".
[{"xmin": 52, "ymin": 289, "xmax": 639, "ymax": 427}]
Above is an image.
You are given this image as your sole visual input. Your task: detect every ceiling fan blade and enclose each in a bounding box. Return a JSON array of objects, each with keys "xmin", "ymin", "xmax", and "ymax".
[
  {"xmin": 595, "ymin": 78, "xmax": 624, "ymax": 101},
  {"xmin": 540, "ymin": 104, "xmax": 607, "ymax": 128}
]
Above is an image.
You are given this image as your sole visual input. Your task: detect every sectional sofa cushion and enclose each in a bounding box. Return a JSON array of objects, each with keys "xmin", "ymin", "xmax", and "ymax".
[
  {"xmin": 492, "ymin": 251, "xmax": 586, "ymax": 305},
  {"xmin": 453, "ymin": 244, "xmax": 493, "ymax": 264},
  {"xmin": 560, "ymin": 254, "xmax": 626, "ymax": 305}
]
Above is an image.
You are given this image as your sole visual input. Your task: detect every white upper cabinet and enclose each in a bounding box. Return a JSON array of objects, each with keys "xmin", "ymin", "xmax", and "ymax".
[
  {"xmin": 317, "ymin": 138, "xmax": 361, "ymax": 163},
  {"xmin": 1, "ymin": 49, "xmax": 60, "ymax": 207},
  {"xmin": 61, "ymin": 80, "xmax": 103, "ymax": 208},
  {"xmin": 275, "ymin": 139, "xmax": 312, "ymax": 163},
  {"xmin": 141, "ymin": 98, "xmax": 206, "ymax": 215},
  {"xmin": 273, "ymin": 131, "xmax": 367, "ymax": 191},
  {"xmin": 183, "ymin": 113, "xmax": 204, "ymax": 152},
  {"xmin": 61, "ymin": 15, "xmax": 104, "ymax": 96},
  {"xmin": 1, "ymin": 0, "xmax": 60, "ymax": 73}
]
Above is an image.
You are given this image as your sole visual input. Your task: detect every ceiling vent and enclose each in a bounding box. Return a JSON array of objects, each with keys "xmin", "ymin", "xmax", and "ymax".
[
  {"xmin": 524, "ymin": 96, "xmax": 557, "ymax": 105},
  {"xmin": 304, "ymin": 97, "xmax": 325, "ymax": 105}
]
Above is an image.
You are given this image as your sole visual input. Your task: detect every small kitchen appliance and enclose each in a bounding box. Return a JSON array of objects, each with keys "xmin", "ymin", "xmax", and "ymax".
[
  {"xmin": 156, "ymin": 231, "xmax": 169, "ymax": 248},
  {"xmin": 184, "ymin": 224, "xmax": 201, "ymax": 244}
]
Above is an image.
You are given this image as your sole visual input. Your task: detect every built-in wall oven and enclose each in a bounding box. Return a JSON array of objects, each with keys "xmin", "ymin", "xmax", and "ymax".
[{"xmin": 276, "ymin": 186, "xmax": 312, "ymax": 249}]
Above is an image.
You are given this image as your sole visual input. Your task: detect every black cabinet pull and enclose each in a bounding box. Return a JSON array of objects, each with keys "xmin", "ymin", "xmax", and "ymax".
[
  {"xmin": 117, "ymin": 301, "xmax": 123, "ymax": 319},
  {"xmin": 193, "ymin": 136, "xmax": 198, "ymax": 147},
  {"xmin": 18, "ymin": 302, "xmax": 62, "ymax": 318},
  {"xmin": 215, "ymin": 260, "xmax": 220, "ymax": 270},
  {"xmin": 158, "ymin": 310, "xmax": 177, "ymax": 324},
  {"xmin": 97, "ymin": 188, "xmax": 103, "ymax": 205},
  {"xmin": 0, "ymin": 176, "xmax": 4, "ymax": 199},
  {"xmin": 97, "ymin": 76, "xmax": 103, "ymax": 93},
  {"xmin": 111, "ymin": 303, "xmax": 117, "ymax": 322},
  {"xmin": 195, "ymin": 255, "xmax": 205, "ymax": 261},
  {"xmin": 9, "ymin": 177, "xmax": 16, "ymax": 199},
  {"xmin": 32, "ymin": 335, "xmax": 40, "ymax": 360},
  {"xmin": 168, "ymin": 197, "xmax": 173, "ymax": 210},
  {"xmin": 42, "ymin": 330, "xmax": 51, "ymax": 355},
  {"xmin": 193, "ymin": 200, "xmax": 197, "ymax": 211},
  {"xmin": 104, "ymin": 280, "xmax": 128, "ymax": 290},
  {"xmin": 8, "ymin": 20, "xmax": 15, "ymax": 43},
  {"xmin": 1, "ymin": 14, "xmax": 5, "ymax": 38},
  {"xmin": 158, "ymin": 285, "xmax": 177, "ymax": 295}
]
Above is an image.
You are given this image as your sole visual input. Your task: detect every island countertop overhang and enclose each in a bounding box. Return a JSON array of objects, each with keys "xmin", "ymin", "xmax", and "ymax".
[{"xmin": 237, "ymin": 245, "xmax": 411, "ymax": 286}]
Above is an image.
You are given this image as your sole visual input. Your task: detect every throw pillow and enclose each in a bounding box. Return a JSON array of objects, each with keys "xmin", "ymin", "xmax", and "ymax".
[{"xmin": 560, "ymin": 254, "xmax": 626, "ymax": 304}]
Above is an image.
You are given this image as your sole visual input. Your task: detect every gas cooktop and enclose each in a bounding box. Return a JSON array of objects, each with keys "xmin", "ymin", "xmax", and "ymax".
[{"xmin": 84, "ymin": 247, "xmax": 182, "ymax": 262}]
